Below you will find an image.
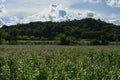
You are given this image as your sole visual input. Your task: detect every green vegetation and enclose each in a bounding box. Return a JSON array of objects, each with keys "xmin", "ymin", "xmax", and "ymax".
[
  {"xmin": 0, "ymin": 18, "xmax": 120, "ymax": 45},
  {"xmin": 59, "ymin": 34, "xmax": 76, "ymax": 45},
  {"xmin": 0, "ymin": 45, "xmax": 120, "ymax": 80}
]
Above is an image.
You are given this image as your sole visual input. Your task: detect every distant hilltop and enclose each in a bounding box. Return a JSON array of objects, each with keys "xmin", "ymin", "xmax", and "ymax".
[{"xmin": 1, "ymin": 18, "xmax": 120, "ymax": 45}]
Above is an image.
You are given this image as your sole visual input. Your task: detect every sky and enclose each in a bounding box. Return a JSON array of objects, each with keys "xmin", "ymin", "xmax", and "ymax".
[{"xmin": 0, "ymin": 0, "xmax": 120, "ymax": 26}]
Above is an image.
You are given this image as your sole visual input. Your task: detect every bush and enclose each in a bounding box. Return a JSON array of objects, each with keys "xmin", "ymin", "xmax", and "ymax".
[
  {"xmin": 59, "ymin": 34, "xmax": 75, "ymax": 45},
  {"xmin": 90, "ymin": 39, "xmax": 109, "ymax": 45},
  {"xmin": 101, "ymin": 36, "xmax": 109, "ymax": 45},
  {"xmin": 90, "ymin": 39, "xmax": 100, "ymax": 45},
  {"xmin": 101, "ymin": 39, "xmax": 109, "ymax": 45}
]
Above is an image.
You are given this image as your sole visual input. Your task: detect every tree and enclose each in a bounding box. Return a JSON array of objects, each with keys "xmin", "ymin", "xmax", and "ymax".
[
  {"xmin": 101, "ymin": 35, "xmax": 109, "ymax": 45},
  {"xmin": 90, "ymin": 39, "xmax": 100, "ymax": 45},
  {"xmin": 1, "ymin": 18, "xmax": 119, "ymax": 45},
  {"xmin": 58, "ymin": 34, "xmax": 76, "ymax": 45},
  {"xmin": 0, "ymin": 29, "xmax": 8, "ymax": 44},
  {"xmin": 8, "ymin": 28, "xmax": 20, "ymax": 44}
]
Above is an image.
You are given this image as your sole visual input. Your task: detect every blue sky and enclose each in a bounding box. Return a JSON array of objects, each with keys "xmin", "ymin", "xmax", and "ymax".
[{"xmin": 0, "ymin": 0, "xmax": 120, "ymax": 26}]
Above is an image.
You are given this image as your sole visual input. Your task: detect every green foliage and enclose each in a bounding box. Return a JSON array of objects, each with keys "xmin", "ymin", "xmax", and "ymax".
[
  {"xmin": 1, "ymin": 18, "xmax": 120, "ymax": 45},
  {"xmin": 101, "ymin": 36, "xmax": 109, "ymax": 45},
  {"xmin": 90, "ymin": 38, "xmax": 109, "ymax": 45},
  {"xmin": 59, "ymin": 34, "xmax": 76, "ymax": 45},
  {"xmin": 90, "ymin": 39, "xmax": 101, "ymax": 45},
  {"xmin": 0, "ymin": 29, "xmax": 7, "ymax": 44},
  {"xmin": 0, "ymin": 46, "xmax": 120, "ymax": 80}
]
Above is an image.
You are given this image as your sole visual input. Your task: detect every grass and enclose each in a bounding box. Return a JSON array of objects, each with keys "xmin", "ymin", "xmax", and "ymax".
[{"xmin": 0, "ymin": 45, "xmax": 120, "ymax": 80}]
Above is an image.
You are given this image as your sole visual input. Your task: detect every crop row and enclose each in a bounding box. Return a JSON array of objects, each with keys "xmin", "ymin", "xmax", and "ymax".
[{"xmin": 0, "ymin": 47, "xmax": 120, "ymax": 80}]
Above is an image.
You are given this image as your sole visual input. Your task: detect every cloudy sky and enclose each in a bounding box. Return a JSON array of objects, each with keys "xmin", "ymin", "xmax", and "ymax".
[{"xmin": 0, "ymin": 0, "xmax": 120, "ymax": 26}]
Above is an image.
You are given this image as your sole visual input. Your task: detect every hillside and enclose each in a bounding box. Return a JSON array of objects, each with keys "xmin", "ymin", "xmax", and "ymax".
[{"xmin": 0, "ymin": 18, "xmax": 120, "ymax": 44}]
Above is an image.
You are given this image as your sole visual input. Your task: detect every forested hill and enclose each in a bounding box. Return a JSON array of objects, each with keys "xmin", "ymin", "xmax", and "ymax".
[{"xmin": 1, "ymin": 18, "xmax": 120, "ymax": 43}]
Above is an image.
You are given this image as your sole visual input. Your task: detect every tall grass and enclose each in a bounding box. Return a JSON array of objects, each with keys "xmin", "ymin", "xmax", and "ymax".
[{"xmin": 0, "ymin": 45, "xmax": 120, "ymax": 80}]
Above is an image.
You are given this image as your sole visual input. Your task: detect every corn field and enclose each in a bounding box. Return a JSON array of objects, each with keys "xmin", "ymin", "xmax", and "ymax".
[{"xmin": 0, "ymin": 45, "xmax": 120, "ymax": 80}]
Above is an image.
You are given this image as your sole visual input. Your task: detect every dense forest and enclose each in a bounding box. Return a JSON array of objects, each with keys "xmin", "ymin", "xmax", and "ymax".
[{"xmin": 0, "ymin": 18, "xmax": 120, "ymax": 45}]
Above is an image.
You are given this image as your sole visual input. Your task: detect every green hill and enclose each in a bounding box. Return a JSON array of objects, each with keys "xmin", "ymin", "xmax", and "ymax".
[{"xmin": 1, "ymin": 18, "xmax": 120, "ymax": 45}]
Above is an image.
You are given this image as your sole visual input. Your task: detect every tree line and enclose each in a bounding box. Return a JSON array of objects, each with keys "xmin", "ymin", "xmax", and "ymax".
[{"xmin": 0, "ymin": 18, "xmax": 120, "ymax": 45}]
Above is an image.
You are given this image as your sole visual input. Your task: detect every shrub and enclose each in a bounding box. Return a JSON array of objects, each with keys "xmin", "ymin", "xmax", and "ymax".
[
  {"xmin": 101, "ymin": 39, "xmax": 109, "ymax": 45},
  {"xmin": 59, "ymin": 34, "xmax": 75, "ymax": 45},
  {"xmin": 90, "ymin": 39, "xmax": 100, "ymax": 45}
]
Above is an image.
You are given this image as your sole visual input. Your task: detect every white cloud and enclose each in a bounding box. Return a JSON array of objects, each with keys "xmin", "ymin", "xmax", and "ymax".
[
  {"xmin": 86, "ymin": 11, "xmax": 96, "ymax": 18},
  {"xmin": 107, "ymin": 14, "xmax": 120, "ymax": 25},
  {"xmin": 4, "ymin": 4, "xmax": 101, "ymax": 25},
  {"xmin": 0, "ymin": 18, "xmax": 4, "ymax": 27},
  {"xmin": 0, "ymin": 0, "xmax": 6, "ymax": 26},
  {"xmin": 6, "ymin": 0, "xmax": 102, "ymax": 16},
  {"xmin": 85, "ymin": 0, "xmax": 101, "ymax": 3},
  {"xmin": 109, "ymin": 19, "xmax": 120, "ymax": 25},
  {"xmin": 0, "ymin": 0, "xmax": 5, "ymax": 13},
  {"xmin": 0, "ymin": 0, "xmax": 6, "ymax": 3},
  {"xmin": 12, "ymin": 0, "xmax": 101, "ymax": 6},
  {"xmin": 2, "ymin": 0, "xmax": 120, "ymax": 26},
  {"xmin": 107, "ymin": 0, "xmax": 120, "ymax": 7},
  {"xmin": 4, "ymin": 16, "xmax": 20, "ymax": 25}
]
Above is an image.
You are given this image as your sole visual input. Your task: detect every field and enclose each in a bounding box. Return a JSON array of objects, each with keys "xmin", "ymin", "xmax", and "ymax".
[{"xmin": 0, "ymin": 45, "xmax": 120, "ymax": 80}]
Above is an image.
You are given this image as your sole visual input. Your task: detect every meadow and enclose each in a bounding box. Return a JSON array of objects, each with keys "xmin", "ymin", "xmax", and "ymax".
[{"xmin": 0, "ymin": 45, "xmax": 120, "ymax": 80}]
